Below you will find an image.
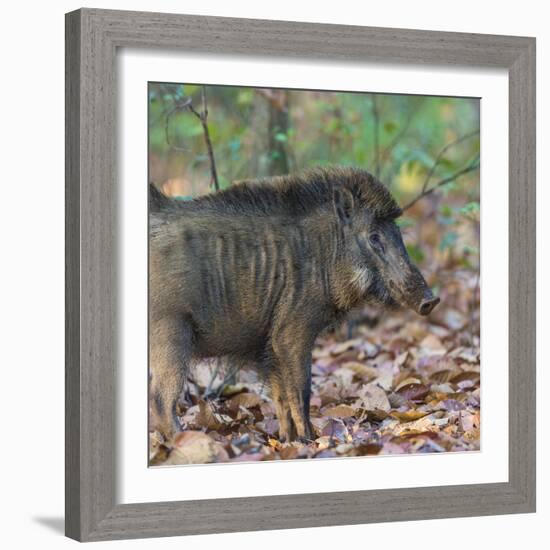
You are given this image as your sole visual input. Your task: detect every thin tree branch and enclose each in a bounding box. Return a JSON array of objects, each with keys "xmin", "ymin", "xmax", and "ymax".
[
  {"xmin": 163, "ymin": 88, "xmax": 220, "ymax": 191},
  {"xmin": 188, "ymin": 86, "xmax": 220, "ymax": 191},
  {"xmin": 420, "ymin": 129, "xmax": 480, "ymax": 194},
  {"xmin": 402, "ymin": 154, "xmax": 480, "ymax": 211}
]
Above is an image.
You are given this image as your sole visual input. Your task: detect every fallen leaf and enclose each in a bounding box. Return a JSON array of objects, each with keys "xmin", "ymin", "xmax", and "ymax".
[
  {"xmin": 322, "ymin": 404, "xmax": 356, "ymax": 418},
  {"xmin": 355, "ymin": 383, "xmax": 391, "ymax": 412},
  {"xmin": 196, "ymin": 400, "xmax": 231, "ymax": 430},
  {"xmin": 226, "ymin": 392, "xmax": 263, "ymax": 412},
  {"xmin": 395, "ymin": 377, "xmax": 423, "ymax": 391},
  {"xmin": 341, "ymin": 361, "xmax": 378, "ymax": 380},
  {"xmin": 330, "ymin": 338, "xmax": 363, "ymax": 355},
  {"xmin": 396, "ymin": 383, "xmax": 431, "ymax": 402},
  {"xmin": 430, "ymin": 382, "xmax": 455, "ymax": 393},
  {"xmin": 435, "ymin": 399, "xmax": 466, "ymax": 412},
  {"xmin": 165, "ymin": 431, "xmax": 229, "ymax": 465},
  {"xmin": 391, "ymin": 410, "xmax": 431, "ymax": 423},
  {"xmin": 393, "ymin": 414, "xmax": 439, "ymax": 435},
  {"xmin": 430, "ymin": 370, "xmax": 454, "ymax": 383},
  {"xmin": 460, "ymin": 411, "xmax": 480, "ymax": 432},
  {"xmin": 320, "ymin": 418, "xmax": 349, "ymax": 442},
  {"xmin": 419, "ymin": 334, "xmax": 447, "ymax": 356},
  {"xmin": 372, "ymin": 361, "xmax": 396, "ymax": 391},
  {"xmin": 394, "ymin": 351, "xmax": 409, "ymax": 367}
]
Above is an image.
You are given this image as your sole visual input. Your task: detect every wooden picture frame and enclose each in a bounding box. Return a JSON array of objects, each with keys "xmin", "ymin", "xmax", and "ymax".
[{"xmin": 65, "ymin": 8, "xmax": 536, "ymax": 541}]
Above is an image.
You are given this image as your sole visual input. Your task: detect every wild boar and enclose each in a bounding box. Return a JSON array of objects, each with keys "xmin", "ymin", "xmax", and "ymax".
[{"xmin": 149, "ymin": 167, "xmax": 439, "ymax": 442}]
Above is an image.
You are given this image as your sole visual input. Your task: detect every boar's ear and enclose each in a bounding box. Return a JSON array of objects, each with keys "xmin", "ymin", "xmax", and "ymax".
[{"xmin": 333, "ymin": 186, "xmax": 355, "ymax": 225}]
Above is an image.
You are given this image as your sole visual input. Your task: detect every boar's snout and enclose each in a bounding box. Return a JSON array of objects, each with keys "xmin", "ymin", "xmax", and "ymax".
[
  {"xmin": 397, "ymin": 263, "xmax": 440, "ymax": 316},
  {"xmin": 418, "ymin": 292, "xmax": 440, "ymax": 316}
]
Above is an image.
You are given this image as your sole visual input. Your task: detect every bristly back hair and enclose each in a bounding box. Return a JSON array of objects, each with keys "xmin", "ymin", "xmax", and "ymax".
[{"xmin": 151, "ymin": 166, "xmax": 403, "ymax": 221}]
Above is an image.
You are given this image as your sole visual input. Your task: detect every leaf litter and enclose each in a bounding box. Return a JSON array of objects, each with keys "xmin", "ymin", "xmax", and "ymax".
[{"xmin": 150, "ymin": 268, "xmax": 480, "ymax": 465}]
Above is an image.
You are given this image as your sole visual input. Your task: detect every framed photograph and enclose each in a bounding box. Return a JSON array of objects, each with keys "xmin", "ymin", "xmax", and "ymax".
[{"xmin": 65, "ymin": 8, "xmax": 536, "ymax": 541}]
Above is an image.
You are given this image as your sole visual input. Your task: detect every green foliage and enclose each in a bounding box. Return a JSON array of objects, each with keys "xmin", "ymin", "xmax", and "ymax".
[{"xmin": 406, "ymin": 244, "xmax": 425, "ymax": 264}]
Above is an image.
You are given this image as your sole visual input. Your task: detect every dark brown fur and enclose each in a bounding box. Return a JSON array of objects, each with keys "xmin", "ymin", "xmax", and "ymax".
[{"xmin": 149, "ymin": 166, "xmax": 438, "ymax": 442}]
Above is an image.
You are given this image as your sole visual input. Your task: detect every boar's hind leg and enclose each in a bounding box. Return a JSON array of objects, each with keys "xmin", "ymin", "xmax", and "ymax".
[
  {"xmin": 271, "ymin": 334, "xmax": 314, "ymax": 442},
  {"xmin": 149, "ymin": 315, "xmax": 193, "ymax": 441}
]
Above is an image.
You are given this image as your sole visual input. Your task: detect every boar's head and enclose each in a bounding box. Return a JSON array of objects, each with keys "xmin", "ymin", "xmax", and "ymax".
[{"xmin": 332, "ymin": 172, "xmax": 440, "ymax": 316}]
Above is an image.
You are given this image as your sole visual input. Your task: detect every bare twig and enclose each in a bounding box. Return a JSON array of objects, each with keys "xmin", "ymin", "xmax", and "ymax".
[
  {"xmin": 189, "ymin": 86, "xmax": 220, "ymax": 191},
  {"xmin": 420, "ymin": 129, "xmax": 480, "ymax": 194},
  {"xmin": 163, "ymin": 87, "xmax": 219, "ymax": 191},
  {"xmin": 402, "ymin": 130, "xmax": 480, "ymax": 211},
  {"xmin": 402, "ymin": 154, "xmax": 480, "ymax": 211}
]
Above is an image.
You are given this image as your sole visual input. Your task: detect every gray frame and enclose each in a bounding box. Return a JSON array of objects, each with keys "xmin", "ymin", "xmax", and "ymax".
[{"xmin": 65, "ymin": 8, "xmax": 536, "ymax": 542}]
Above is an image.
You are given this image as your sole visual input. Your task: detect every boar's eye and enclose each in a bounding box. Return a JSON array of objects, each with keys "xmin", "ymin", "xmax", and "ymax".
[{"xmin": 369, "ymin": 232, "xmax": 385, "ymax": 253}]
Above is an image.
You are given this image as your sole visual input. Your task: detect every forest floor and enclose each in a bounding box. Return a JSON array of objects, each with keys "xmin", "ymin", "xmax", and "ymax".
[{"xmin": 150, "ymin": 268, "xmax": 480, "ymax": 466}]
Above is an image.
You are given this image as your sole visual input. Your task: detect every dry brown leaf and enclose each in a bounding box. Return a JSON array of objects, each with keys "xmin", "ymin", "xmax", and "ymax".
[
  {"xmin": 164, "ymin": 431, "xmax": 229, "ymax": 465},
  {"xmin": 392, "ymin": 414, "xmax": 440, "ymax": 435},
  {"xmin": 341, "ymin": 361, "xmax": 378, "ymax": 380},
  {"xmin": 196, "ymin": 400, "xmax": 231, "ymax": 430},
  {"xmin": 320, "ymin": 418, "xmax": 349, "ymax": 442},
  {"xmin": 390, "ymin": 410, "xmax": 431, "ymax": 423},
  {"xmin": 356, "ymin": 383, "xmax": 391, "ymax": 412},
  {"xmin": 322, "ymin": 404, "xmax": 356, "ymax": 418},
  {"xmin": 430, "ymin": 369, "xmax": 454, "ymax": 383},
  {"xmin": 395, "ymin": 377, "xmax": 423, "ymax": 391},
  {"xmin": 394, "ymin": 351, "xmax": 409, "ymax": 367},
  {"xmin": 430, "ymin": 382, "xmax": 455, "ymax": 394},
  {"xmin": 330, "ymin": 338, "xmax": 363, "ymax": 355},
  {"xmin": 372, "ymin": 361, "xmax": 396, "ymax": 391},
  {"xmin": 396, "ymin": 383, "xmax": 431, "ymax": 402},
  {"xmin": 226, "ymin": 392, "xmax": 263, "ymax": 412},
  {"xmin": 434, "ymin": 399, "xmax": 466, "ymax": 412},
  {"xmin": 419, "ymin": 334, "xmax": 447, "ymax": 356},
  {"xmin": 451, "ymin": 371, "xmax": 481, "ymax": 385},
  {"xmin": 460, "ymin": 410, "xmax": 480, "ymax": 432}
]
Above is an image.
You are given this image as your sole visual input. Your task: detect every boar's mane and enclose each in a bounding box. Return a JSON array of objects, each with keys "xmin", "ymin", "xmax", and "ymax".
[{"xmin": 152, "ymin": 166, "xmax": 402, "ymax": 221}]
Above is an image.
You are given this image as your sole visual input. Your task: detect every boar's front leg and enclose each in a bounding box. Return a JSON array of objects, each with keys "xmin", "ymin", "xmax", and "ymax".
[
  {"xmin": 271, "ymin": 329, "xmax": 314, "ymax": 442},
  {"xmin": 269, "ymin": 372, "xmax": 296, "ymax": 442},
  {"xmin": 149, "ymin": 315, "xmax": 193, "ymax": 441}
]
